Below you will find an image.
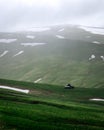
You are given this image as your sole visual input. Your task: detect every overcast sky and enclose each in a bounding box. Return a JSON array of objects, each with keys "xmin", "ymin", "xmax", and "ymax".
[{"xmin": 0, "ymin": 0, "xmax": 104, "ymax": 31}]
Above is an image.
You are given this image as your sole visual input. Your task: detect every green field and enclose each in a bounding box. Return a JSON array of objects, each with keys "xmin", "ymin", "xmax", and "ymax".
[{"xmin": 0, "ymin": 79, "xmax": 104, "ymax": 130}]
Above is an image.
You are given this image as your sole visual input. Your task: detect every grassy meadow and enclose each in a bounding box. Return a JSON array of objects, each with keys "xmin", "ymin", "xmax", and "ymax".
[{"xmin": 0, "ymin": 79, "xmax": 104, "ymax": 130}]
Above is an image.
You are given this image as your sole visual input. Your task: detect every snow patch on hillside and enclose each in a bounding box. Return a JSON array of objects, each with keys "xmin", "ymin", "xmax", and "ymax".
[
  {"xmin": 89, "ymin": 55, "xmax": 95, "ymax": 60},
  {"xmin": 100, "ymin": 56, "xmax": 104, "ymax": 61},
  {"xmin": 90, "ymin": 98, "xmax": 104, "ymax": 101},
  {"xmin": 0, "ymin": 39, "xmax": 17, "ymax": 43},
  {"xmin": 56, "ymin": 35, "xmax": 65, "ymax": 39},
  {"xmin": 79, "ymin": 26, "xmax": 104, "ymax": 35},
  {"xmin": 92, "ymin": 41, "xmax": 101, "ymax": 44},
  {"xmin": 13, "ymin": 51, "xmax": 24, "ymax": 57},
  {"xmin": 0, "ymin": 85, "xmax": 29, "ymax": 94},
  {"xmin": 34, "ymin": 78, "xmax": 42, "ymax": 83},
  {"xmin": 0, "ymin": 51, "xmax": 8, "ymax": 57},
  {"xmin": 26, "ymin": 35, "xmax": 35, "ymax": 39},
  {"xmin": 21, "ymin": 43, "xmax": 46, "ymax": 47}
]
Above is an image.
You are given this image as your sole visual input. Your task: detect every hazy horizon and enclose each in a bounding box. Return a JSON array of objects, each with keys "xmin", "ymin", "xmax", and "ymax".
[{"xmin": 0, "ymin": 0, "xmax": 104, "ymax": 32}]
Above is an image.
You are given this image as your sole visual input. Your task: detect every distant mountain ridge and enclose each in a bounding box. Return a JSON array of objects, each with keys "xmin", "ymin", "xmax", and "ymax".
[{"xmin": 0, "ymin": 24, "xmax": 104, "ymax": 87}]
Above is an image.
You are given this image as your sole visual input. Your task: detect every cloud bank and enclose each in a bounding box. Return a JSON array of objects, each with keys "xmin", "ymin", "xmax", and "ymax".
[{"xmin": 0, "ymin": 0, "xmax": 104, "ymax": 31}]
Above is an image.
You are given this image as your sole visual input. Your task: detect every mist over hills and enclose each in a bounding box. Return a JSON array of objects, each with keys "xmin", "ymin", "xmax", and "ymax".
[{"xmin": 0, "ymin": 24, "xmax": 104, "ymax": 87}]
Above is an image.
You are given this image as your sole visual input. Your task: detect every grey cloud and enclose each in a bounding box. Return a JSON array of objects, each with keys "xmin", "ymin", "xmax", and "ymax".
[{"xmin": 0, "ymin": 0, "xmax": 104, "ymax": 31}]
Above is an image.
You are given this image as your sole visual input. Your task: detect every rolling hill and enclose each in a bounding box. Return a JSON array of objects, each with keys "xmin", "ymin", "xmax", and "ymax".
[
  {"xmin": 0, "ymin": 79, "xmax": 104, "ymax": 130},
  {"xmin": 0, "ymin": 24, "xmax": 104, "ymax": 87}
]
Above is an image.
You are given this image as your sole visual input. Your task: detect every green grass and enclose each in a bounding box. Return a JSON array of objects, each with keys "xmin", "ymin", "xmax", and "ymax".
[
  {"xmin": 0, "ymin": 79, "xmax": 104, "ymax": 130},
  {"xmin": 0, "ymin": 26, "xmax": 104, "ymax": 129}
]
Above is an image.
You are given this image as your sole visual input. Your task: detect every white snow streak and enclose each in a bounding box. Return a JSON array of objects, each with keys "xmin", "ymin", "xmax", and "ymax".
[
  {"xmin": 26, "ymin": 35, "xmax": 35, "ymax": 39},
  {"xmin": 21, "ymin": 43, "xmax": 46, "ymax": 47},
  {"xmin": 13, "ymin": 51, "xmax": 24, "ymax": 57},
  {"xmin": 90, "ymin": 98, "xmax": 104, "ymax": 101},
  {"xmin": 0, "ymin": 51, "xmax": 8, "ymax": 57},
  {"xmin": 0, "ymin": 85, "xmax": 29, "ymax": 94},
  {"xmin": 92, "ymin": 41, "xmax": 101, "ymax": 44},
  {"xmin": 56, "ymin": 35, "xmax": 65, "ymax": 39},
  {"xmin": 79, "ymin": 26, "xmax": 104, "ymax": 35},
  {"xmin": 0, "ymin": 39, "xmax": 17, "ymax": 43},
  {"xmin": 34, "ymin": 78, "xmax": 42, "ymax": 83}
]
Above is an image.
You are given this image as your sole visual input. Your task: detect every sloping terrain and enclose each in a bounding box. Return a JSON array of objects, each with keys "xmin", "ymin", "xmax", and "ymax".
[
  {"xmin": 0, "ymin": 79, "xmax": 104, "ymax": 130},
  {"xmin": 0, "ymin": 25, "xmax": 104, "ymax": 87}
]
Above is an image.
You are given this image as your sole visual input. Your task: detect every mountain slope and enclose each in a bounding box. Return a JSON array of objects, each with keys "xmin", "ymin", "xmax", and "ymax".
[{"xmin": 0, "ymin": 25, "xmax": 104, "ymax": 87}]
